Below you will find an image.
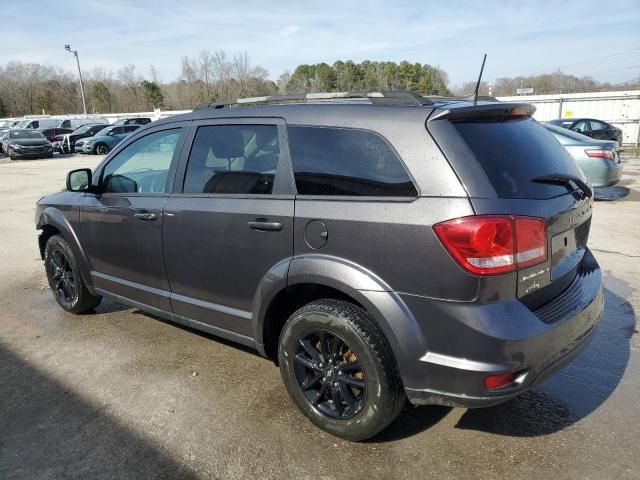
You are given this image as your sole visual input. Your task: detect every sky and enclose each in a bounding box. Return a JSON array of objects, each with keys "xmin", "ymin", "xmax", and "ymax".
[{"xmin": 4, "ymin": 0, "xmax": 640, "ymax": 88}]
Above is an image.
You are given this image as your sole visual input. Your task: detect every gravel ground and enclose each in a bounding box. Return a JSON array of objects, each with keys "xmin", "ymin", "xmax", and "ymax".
[{"xmin": 0, "ymin": 152, "xmax": 638, "ymax": 479}]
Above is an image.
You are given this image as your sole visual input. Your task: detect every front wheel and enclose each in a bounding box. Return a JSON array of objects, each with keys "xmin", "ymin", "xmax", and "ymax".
[
  {"xmin": 44, "ymin": 235, "xmax": 102, "ymax": 313},
  {"xmin": 278, "ymin": 299, "xmax": 405, "ymax": 441},
  {"xmin": 94, "ymin": 143, "xmax": 109, "ymax": 155}
]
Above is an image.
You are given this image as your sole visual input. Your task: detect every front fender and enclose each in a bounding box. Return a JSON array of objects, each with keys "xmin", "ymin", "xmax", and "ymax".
[
  {"xmin": 37, "ymin": 205, "xmax": 95, "ymax": 293},
  {"xmin": 253, "ymin": 254, "xmax": 428, "ymax": 385}
]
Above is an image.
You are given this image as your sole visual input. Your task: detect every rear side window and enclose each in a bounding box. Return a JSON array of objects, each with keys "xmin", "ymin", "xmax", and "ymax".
[
  {"xmin": 287, "ymin": 126, "xmax": 417, "ymax": 197},
  {"xmin": 453, "ymin": 117, "xmax": 584, "ymax": 199},
  {"xmin": 183, "ymin": 125, "xmax": 281, "ymax": 195}
]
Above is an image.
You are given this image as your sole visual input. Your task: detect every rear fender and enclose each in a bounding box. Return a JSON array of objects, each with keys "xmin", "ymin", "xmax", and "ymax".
[{"xmin": 254, "ymin": 254, "xmax": 427, "ymax": 382}]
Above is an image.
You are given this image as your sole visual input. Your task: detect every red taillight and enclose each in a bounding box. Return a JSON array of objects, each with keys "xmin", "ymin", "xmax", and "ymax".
[
  {"xmin": 584, "ymin": 149, "xmax": 614, "ymax": 161},
  {"xmin": 484, "ymin": 372, "xmax": 518, "ymax": 389},
  {"xmin": 433, "ymin": 215, "xmax": 547, "ymax": 276}
]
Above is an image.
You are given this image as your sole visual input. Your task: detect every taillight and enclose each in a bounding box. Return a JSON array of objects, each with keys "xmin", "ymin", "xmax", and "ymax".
[
  {"xmin": 433, "ymin": 215, "xmax": 547, "ymax": 276},
  {"xmin": 584, "ymin": 149, "xmax": 614, "ymax": 161}
]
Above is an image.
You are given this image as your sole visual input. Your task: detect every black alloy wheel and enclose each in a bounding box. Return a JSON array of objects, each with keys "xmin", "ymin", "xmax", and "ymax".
[
  {"xmin": 294, "ymin": 329, "xmax": 367, "ymax": 420},
  {"xmin": 278, "ymin": 299, "xmax": 405, "ymax": 440},
  {"xmin": 44, "ymin": 235, "xmax": 102, "ymax": 313},
  {"xmin": 48, "ymin": 248, "xmax": 77, "ymax": 305},
  {"xmin": 95, "ymin": 144, "xmax": 108, "ymax": 155}
]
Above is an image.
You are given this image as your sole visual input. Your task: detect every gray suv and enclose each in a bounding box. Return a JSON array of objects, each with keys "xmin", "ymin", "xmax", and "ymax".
[{"xmin": 35, "ymin": 93, "xmax": 604, "ymax": 441}]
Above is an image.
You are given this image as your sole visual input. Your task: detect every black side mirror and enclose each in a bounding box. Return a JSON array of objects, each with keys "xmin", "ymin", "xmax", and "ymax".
[{"xmin": 67, "ymin": 168, "xmax": 92, "ymax": 192}]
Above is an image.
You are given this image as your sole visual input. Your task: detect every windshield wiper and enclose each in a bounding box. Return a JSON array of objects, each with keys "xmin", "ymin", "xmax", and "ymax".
[{"xmin": 532, "ymin": 173, "xmax": 593, "ymax": 198}]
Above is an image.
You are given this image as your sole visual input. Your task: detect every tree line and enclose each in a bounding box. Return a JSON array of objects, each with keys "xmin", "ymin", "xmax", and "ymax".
[
  {"xmin": 453, "ymin": 70, "xmax": 639, "ymax": 97},
  {"xmin": 0, "ymin": 51, "xmax": 636, "ymax": 117}
]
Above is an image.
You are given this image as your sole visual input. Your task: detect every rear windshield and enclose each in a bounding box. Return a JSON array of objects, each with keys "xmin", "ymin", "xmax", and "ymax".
[{"xmin": 453, "ymin": 117, "xmax": 584, "ymax": 199}]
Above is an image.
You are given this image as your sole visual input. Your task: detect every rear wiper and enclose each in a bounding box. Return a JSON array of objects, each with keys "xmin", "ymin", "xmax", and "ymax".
[{"xmin": 532, "ymin": 174, "xmax": 593, "ymax": 198}]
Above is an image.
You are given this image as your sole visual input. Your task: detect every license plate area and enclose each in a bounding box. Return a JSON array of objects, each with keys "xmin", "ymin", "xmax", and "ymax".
[
  {"xmin": 550, "ymin": 227, "xmax": 586, "ymax": 281},
  {"xmin": 551, "ymin": 228, "xmax": 577, "ymax": 264}
]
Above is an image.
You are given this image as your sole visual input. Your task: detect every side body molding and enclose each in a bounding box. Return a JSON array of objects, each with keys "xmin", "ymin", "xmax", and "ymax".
[
  {"xmin": 253, "ymin": 254, "xmax": 428, "ymax": 381},
  {"xmin": 37, "ymin": 206, "xmax": 95, "ymax": 293}
]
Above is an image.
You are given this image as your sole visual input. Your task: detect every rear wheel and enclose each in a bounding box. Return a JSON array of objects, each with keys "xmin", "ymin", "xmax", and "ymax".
[
  {"xmin": 278, "ymin": 299, "xmax": 405, "ymax": 441},
  {"xmin": 94, "ymin": 143, "xmax": 108, "ymax": 155},
  {"xmin": 44, "ymin": 235, "xmax": 102, "ymax": 313}
]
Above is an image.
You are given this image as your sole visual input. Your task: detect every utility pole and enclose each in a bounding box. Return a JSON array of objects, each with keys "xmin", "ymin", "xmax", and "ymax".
[{"xmin": 65, "ymin": 44, "xmax": 87, "ymax": 115}]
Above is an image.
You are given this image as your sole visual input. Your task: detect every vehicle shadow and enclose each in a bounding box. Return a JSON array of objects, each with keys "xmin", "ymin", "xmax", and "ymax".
[
  {"xmin": 367, "ymin": 404, "xmax": 452, "ymax": 443},
  {"xmin": 455, "ymin": 280, "xmax": 636, "ymax": 436},
  {"xmin": 594, "ymin": 186, "xmax": 630, "ymax": 201},
  {"xmin": 0, "ymin": 343, "xmax": 197, "ymax": 479}
]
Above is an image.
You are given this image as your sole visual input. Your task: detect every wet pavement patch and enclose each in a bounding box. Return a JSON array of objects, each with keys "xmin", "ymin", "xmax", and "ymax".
[{"xmin": 594, "ymin": 186, "xmax": 631, "ymax": 201}]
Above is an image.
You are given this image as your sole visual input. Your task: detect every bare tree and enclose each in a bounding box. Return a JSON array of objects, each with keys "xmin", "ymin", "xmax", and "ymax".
[
  {"xmin": 232, "ymin": 52, "xmax": 251, "ymax": 96},
  {"xmin": 198, "ymin": 50, "xmax": 214, "ymax": 99},
  {"xmin": 118, "ymin": 64, "xmax": 142, "ymax": 110},
  {"xmin": 149, "ymin": 64, "xmax": 160, "ymax": 84},
  {"xmin": 212, "ymin": 50, "xmax": 231, "ymax": 99}
]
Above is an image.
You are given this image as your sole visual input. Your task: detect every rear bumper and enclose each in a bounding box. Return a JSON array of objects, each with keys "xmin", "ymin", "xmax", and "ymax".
[
  {"xmin": 400, "ymin": 249, "xmax": 603, "ymax": 408},
  {"xmin": 589, "ymin": 161, "xmax": 623, "ymax": 187}
]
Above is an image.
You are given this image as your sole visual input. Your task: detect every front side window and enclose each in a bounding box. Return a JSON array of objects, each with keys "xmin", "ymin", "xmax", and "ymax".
[
  {"xmin": 102, "ymin": 129, "xmax": 181, "ymax": 194},
  {"xmin": 287, "ymin": 126, "xmax": 417, "ymax": 197},
  {"xmin": 183, "ymin": 125, "xmax": 281, "ymax": 194}
]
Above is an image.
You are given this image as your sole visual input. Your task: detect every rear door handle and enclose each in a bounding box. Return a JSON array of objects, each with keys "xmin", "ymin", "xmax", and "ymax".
[
  {"xmin": 248, "ymin": 219, "xmax": 283, "ymax": 232},
  {"xmin": 134, "ymin": 212, "xmax": 158, "ymax": 221}
]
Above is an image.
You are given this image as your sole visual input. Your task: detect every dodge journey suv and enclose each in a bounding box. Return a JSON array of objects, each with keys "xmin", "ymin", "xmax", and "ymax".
[{"xmin": 36, "ymin": 92, "xmax": 604, "ymax": 441}]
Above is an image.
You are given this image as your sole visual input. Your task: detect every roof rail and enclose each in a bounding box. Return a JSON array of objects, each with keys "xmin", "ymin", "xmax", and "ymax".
[{"xmin": 193, "ymin": 91, "xmax": 434, "ymax": 110}]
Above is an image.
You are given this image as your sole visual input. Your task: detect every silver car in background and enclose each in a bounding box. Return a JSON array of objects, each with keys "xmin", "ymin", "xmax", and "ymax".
[{"xmin": 544, "ymin": 123, "xmax": 623, "ymax": 187}]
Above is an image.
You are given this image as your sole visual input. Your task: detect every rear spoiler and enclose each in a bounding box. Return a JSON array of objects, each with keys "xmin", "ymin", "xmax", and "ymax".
[{"xmin": 430, "ymin": 103, "xmax": 536, "ymax": 121}]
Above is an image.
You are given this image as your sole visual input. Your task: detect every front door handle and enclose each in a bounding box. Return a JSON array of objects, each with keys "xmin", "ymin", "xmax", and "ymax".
[
  {"xmin": 248, "ymin": 219, "xmax": 283, "ymax": 232},
  {"xmin": 134, "ymin": 212, "xmax": 158, "ymax": 221}
]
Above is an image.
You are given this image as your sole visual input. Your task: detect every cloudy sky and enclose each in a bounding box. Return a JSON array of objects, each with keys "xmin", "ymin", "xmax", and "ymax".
[{"xmin": 5, "ymin": 0, "xmax": 640, "ymax": 87}]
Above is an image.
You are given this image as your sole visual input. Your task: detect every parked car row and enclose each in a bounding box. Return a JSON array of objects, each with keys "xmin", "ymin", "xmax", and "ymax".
[{"xmin": 0, "ymin": 116, "xmax": 152, "ymax": 136}]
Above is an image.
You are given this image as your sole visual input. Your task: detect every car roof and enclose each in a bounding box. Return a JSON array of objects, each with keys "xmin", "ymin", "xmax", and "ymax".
[{"xmin": 150, "ymin": 98, "xmax": 533, "ymax": 129}]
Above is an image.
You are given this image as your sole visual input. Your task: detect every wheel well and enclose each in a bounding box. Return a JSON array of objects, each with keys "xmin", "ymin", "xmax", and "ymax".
[
  {"xmin": 38, "ymin": 225, "xmax": 60, "ymax": 259},
  {"xmin": 262, "ymin": 283, "xmax": 364, "ymax": 361}
]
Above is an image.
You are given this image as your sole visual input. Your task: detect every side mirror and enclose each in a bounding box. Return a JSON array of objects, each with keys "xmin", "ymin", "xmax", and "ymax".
[{"xmin": 66, "ymin": 168, "xmax": 92, "ymax": 192}]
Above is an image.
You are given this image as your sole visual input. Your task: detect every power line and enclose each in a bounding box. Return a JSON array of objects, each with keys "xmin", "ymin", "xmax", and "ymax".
[{"xmin": 559, "ymin": 48, "xmax": 640, "ymax": 70}]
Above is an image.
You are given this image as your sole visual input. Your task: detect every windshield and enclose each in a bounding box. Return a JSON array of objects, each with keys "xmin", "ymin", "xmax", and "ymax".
[
  {"xmin": 544, "ymin": 123, "xmax": 593, "ymax": 143},
  {"xmin": 95, "ymin": 127, "xmax": 114, "ymax": 136},
  {"xmin": 73, "ymin": 124, "xmax": 100, "ymax": 134},
  {"xmin": 10, "ymin": 130, "xmax": 45, "ymax": 139},
  {"xmin": 549, "ymin": 119, "xmax": 575, "ymax": 128},
  {"xmin": 15, "ymin": 120, "xmax": 30, "ymax": 128}
]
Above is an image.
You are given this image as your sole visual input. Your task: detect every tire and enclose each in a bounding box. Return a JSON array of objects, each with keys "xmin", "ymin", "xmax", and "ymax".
[
  {"xmin": 278, "ymin": 299, "xmax": 405, "ymax": 441},
  {"xmin": 94, "ymin": 143, "xmax": 108, "ymax": 155},
  {"xmin": 44, "ymin": 235, "xmax": 102, "ymax": 313},
  {"xmin": 7, "ymin": 148, "xmax": 14, "ymax": 160}
]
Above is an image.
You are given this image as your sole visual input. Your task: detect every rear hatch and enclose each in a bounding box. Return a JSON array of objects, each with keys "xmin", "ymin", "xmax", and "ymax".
[{"xmin": 427, "ymin": 103, "xmax": 594, "ymax": 307}]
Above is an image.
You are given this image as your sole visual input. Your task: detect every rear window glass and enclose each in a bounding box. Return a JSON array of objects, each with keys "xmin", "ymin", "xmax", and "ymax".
[
  {"xmin": 288, "ymin": 126, "xmax": 417, "ymax": 197},
  {"xmin": 453, "ymin": 117, "xmax": 584, "ymax": 199}
]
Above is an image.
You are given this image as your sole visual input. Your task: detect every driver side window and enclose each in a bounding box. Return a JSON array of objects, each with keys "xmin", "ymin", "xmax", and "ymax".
[{"xmin": 102, "ymin": 128, "xmax": 181, "ymax": 194}]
